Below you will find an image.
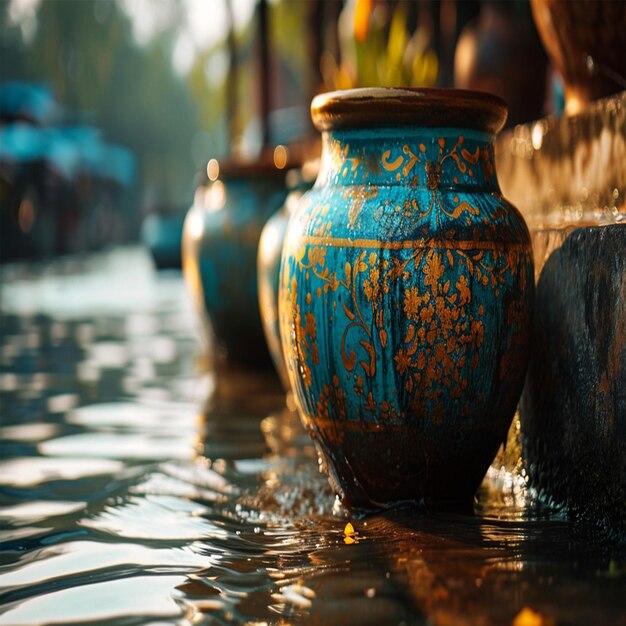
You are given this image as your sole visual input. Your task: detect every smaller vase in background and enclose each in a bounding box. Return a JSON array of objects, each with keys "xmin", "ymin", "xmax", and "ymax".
[
  {"xmin": 258, "ymin": 161, "xmax": 318, "ymax": 392},
  {"xmin": 530, "ymin": 0, "xmax": 626, "ymax": 116},
  {"xmin": 140, "ymin": 207, "xmax": 186, "ymax": 270},
  {"xmin": 454, "ymin": 0, "xmax": 548, "ymax": 126},
  {"xmin": 182, "ymin": 152, "xmax": 289, "ymax": 371}
]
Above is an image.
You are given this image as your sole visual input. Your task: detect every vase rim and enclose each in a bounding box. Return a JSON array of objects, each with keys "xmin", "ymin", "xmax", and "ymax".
[
  {"xmin": 205, "ymin": 150, "xmax": 300, "ymax": 181},
  {"xmin": 311, "ymin": 87, "xmax": 508, "ymax": 135}
]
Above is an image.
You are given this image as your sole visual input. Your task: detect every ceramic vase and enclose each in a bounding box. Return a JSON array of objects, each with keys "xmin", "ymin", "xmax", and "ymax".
[
  {"xmin": 141, "ymin": 210, "xmax": 185, "ymax": 270},
  {"xmin": 183, "ymin": 158, "xmax": 288, "ymax": 369},
  {"xmin": 258, "ymin": 169, "xmax": 316, "ymax": 391},
  {"xmin": 530, "ymin": 0, "xmax": 626, "ymax": 116},
  {"xmin": 453, "ymin": 1, "xmax": 547, "ymax": 126},
  {"xmin": 279, "ymin": 88, "xmax": 534, "ymax": 508}
]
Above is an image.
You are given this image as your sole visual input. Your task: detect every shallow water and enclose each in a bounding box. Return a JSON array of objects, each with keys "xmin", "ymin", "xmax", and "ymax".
[{"xmin": 1, "ymin": 247, "xmax": 624, "ymax": 626}]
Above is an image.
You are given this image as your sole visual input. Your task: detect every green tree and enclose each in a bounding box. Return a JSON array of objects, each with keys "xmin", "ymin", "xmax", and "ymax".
[{"xmin": 1, "ymin": 0, "xmax": 202, "ymax": 208}]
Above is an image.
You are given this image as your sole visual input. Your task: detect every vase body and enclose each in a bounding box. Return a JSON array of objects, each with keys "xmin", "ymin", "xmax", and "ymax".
[
  {"xmin": 183, "ymin": 164, "xmax": 287, "ymax": 369},
  {"xmin": 279, "ymin": 88, "xmax": 534, "ymax": 508},
  {"xmin": 520, "ymin": 224, "xmax": 625, "ymax": 540}
]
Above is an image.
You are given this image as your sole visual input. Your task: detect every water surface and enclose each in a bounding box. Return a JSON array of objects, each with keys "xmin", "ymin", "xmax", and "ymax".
[{"xmin": 1, "ymin": 247, "xmax": 624, "ymax": 626}]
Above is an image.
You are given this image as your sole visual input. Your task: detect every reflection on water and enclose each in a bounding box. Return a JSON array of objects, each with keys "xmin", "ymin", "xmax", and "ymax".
[{"xmin": 1, "ymin": 247, "xmax": 624, "ymax": 626}]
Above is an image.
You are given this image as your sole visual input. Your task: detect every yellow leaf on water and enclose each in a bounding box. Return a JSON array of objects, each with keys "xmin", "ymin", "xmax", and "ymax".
[
  {"xmin": 344, "ymin": 522, "xmax": 356, "ymax": 536},
  {"xmin": 512, "ymin": 607, "xmax": 554, "ymax": 626}
]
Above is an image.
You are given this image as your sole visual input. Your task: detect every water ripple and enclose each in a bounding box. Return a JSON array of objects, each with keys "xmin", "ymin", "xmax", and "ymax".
[{"xmin": 1, "ymin": 248, "xmax": 624, "ymax": 626}]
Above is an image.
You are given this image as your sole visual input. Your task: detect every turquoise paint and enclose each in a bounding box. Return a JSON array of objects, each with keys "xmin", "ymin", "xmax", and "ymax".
[{"xmin": 184, "ymin": 176, "xmax": 287, "ymax": 368}]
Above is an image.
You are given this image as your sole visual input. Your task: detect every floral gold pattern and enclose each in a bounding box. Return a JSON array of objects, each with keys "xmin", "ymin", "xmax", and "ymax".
[{"xmin": 280, "ymin": 123, "xmax": 533, "ymax": 508}]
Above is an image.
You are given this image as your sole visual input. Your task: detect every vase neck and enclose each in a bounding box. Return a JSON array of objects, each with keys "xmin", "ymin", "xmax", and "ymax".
[{"xmin": 317, "ymin": 127, "xmax": 500, "ymax": 193}]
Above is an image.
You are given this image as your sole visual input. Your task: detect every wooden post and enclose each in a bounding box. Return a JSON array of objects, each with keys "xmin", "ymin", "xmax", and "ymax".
[
  {"xmin": 225, "ymin": 0, "xmax": 238, "ymax": 152},
  {"xmin": 258, "ymin": 0, "xmax": 271, "ymax": 149}
]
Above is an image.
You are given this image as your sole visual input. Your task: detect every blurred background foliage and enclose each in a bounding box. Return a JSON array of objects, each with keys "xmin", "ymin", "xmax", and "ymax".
[
  {"xmin": 3, "ymin": 0, "xmax": 212, "ymax": 208},
  {"xmin": 327, "ymin": 0, "xmax": 438, "ymax": 89},
  {"xmin": 1, "ymin": 0, "xmax": 551, "ymax": 261}
]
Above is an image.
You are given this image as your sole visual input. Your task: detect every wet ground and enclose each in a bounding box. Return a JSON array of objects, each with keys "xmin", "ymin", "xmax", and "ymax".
[{"xmin": 1, "ymin": 247, "xmax": 624, "ymax": 626}]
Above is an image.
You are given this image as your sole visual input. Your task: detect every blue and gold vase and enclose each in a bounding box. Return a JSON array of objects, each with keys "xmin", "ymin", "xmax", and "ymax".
[
  {"xmin": 279, "ymin": 88, "xmax": 534, "ymax": 508},
  {"xmin": 183, "ymin": 157, "xmax": 288, "ymax": 369}
]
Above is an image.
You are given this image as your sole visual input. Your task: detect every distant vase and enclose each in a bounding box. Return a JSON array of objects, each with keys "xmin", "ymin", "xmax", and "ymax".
[
  {"xmin": 530, "ymin": 0, "xmax": 626, "ymax": 116},
  {"xmin": 183, "ymin": 158, "xmax": 288, "ymax": 369},
  {"xmin": 258, "ymin": 168, "xmax": 316, "ymax": 391},
  {"xmin": 141, "ymin": 210, "xmax": 185, "ymax": 270},
  {"xmin": 279, "ymin": 88, "xmax": 534, "ymax": 509},
  {"xmin": 454, "ymin": 1, "xmax": 547, "ymax": 126}
]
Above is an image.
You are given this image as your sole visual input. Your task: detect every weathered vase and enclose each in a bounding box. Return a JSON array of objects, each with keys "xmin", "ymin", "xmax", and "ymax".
[
  {"xmin": 520, "ymin": 224, "xmax": 625, "ymax": 541},
  {"xmin": 183, "ymin": 158, "xmax": 288, "ymax": 369},
  {"xmin": 279, "ymin": 88, "xmax": 534, "ymax": 508}
]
